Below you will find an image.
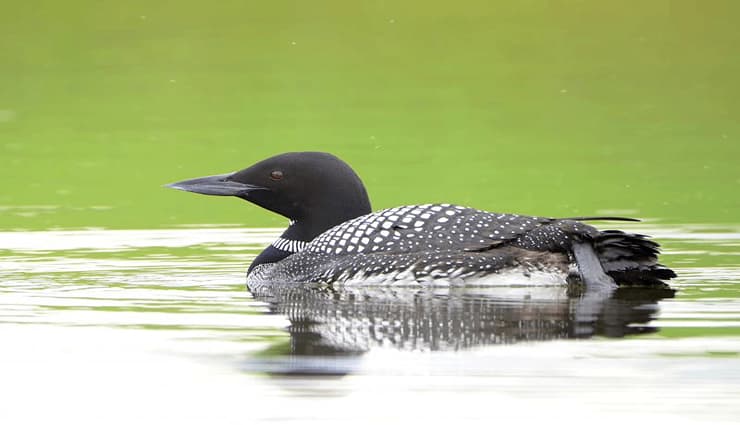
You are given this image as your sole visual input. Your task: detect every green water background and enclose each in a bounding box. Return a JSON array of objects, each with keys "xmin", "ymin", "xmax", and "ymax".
[
  {"xmin": 2, "ymin": 5, "xmax": 740, "ymax": 411},
  {"xmin": 2, "ymin": 1, "xmax": 738, "ymax": 230}
]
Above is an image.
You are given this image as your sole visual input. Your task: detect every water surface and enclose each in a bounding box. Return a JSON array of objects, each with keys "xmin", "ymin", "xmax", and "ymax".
[
  {"xmin": 2, "ymin": 223, "xmax": 739, "ymax": 424},
  {"xmin": 2, "ymin": 2, "xmax": 739, "ymax": 423}
]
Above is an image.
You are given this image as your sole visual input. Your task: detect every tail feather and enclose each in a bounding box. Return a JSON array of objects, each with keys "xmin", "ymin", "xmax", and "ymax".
[{"xmin": 593, "ymin": 230, "xmax": 676, "ymax": 287}]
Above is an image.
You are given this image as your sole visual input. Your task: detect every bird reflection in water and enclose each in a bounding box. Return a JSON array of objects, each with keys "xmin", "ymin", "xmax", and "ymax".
[{"xmin": 246, "ymin": 283, "xmax": 674, "ymax": 375}]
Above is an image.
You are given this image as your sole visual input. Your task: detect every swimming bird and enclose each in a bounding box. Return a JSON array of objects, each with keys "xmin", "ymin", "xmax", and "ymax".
[{"xmin": 166, "ymin": 152, "xmax": 675, "ymax": 292}]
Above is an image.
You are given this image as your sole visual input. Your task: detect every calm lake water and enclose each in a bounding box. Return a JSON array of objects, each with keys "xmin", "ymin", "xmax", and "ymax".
[
  {"xmin": 2, "ymin": 222, "xmax": 739, "ymax": 424},
  {"xmin": 2, "ymin": 1, "xmax": 739, "ymax": 423}
]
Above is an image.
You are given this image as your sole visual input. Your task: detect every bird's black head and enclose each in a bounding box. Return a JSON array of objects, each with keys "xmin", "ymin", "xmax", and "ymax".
[{"xmin": 167, "ymin": 152, "xmax": 372, "ymax": 241}]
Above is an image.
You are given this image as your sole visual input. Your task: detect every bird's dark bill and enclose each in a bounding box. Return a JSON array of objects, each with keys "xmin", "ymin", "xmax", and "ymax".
[{"xmin": 165, "ymin": 173, "xmax": 266, "ymax": 196}]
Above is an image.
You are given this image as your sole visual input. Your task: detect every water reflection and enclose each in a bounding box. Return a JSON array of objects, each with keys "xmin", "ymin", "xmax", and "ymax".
[{"xmin": 248, "ymin": 284, "xmax": 675, "ymax": 374}]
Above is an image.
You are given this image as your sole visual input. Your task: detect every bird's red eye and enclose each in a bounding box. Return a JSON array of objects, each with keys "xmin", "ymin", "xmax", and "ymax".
[{"xmin": 270, "ymin": 170, "xmax": 284, "ymax": 181}]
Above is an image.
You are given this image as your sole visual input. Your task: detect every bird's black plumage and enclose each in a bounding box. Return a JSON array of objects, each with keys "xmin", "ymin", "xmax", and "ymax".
[{"xmin": 167, "ymin": 152, "xmax": 675, "ymax": 291}]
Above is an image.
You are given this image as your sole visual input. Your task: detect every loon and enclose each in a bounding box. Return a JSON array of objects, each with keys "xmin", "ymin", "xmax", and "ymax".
[{"xmin": 167, "ymin": 152, "xmax": 675, "ymax": 291}]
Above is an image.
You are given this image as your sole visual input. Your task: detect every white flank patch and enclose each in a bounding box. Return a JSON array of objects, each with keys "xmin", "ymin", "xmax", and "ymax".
[{"xmin": 333, "ymin": 267, "xmax": 570, "ymax": 300}]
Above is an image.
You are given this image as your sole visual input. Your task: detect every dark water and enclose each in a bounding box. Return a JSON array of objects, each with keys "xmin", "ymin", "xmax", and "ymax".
[{"xmin": 248, "ymin": 285, "xmax": 674, "ymax": 362}]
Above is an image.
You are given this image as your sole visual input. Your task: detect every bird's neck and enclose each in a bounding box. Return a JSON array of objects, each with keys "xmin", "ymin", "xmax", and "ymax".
[
  {"xmin": 281, "ymin": 199, "xmax": 371, "ymax": 243},
  {"xmin": 248, "ymin": 215, "xmax": 362, "ymax": 276},
  {"xmin": 279, "ymin": 215, "xmax": 348, "ymax": 242},
  {"xmin": 247, "ymin": 195, "xmax": 371, "ymax": 276}
]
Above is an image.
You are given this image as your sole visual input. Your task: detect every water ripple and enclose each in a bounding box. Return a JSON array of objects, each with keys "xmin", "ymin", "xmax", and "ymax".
[{"xmin": 0, "ymin": 224, "xmax": 738, "ymax": 424}]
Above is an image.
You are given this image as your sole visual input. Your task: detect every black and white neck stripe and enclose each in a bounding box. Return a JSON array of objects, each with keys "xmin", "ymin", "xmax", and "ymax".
[{"xmin": 272, "ymin": 237, "xmax": 309, "ymax": 253}]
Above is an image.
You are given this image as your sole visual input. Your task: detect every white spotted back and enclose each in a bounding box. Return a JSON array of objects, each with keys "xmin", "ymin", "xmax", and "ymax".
[{"xmin": 304, "ymin": 204, "xmax": 553, "ymax": 255}]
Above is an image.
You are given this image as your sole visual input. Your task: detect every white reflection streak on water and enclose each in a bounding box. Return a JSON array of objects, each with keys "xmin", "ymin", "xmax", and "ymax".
[{"xmin": 0, "ymin": 225, "xmax": 739, "ymax": 424}]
